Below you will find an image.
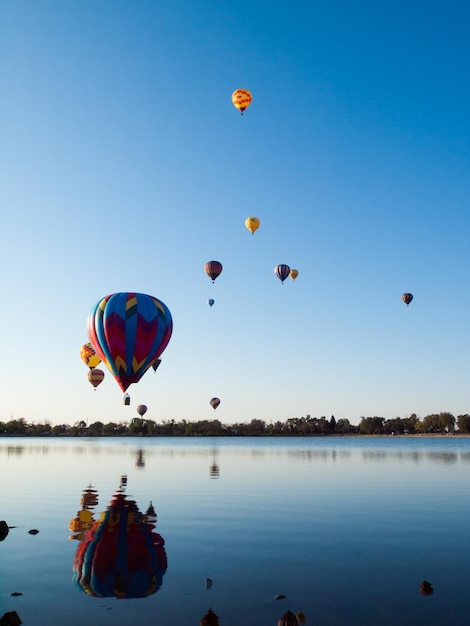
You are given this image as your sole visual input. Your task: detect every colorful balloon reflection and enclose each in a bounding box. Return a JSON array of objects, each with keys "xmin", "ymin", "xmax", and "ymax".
[{"xmin": 71, "ymin": 481, "xmax": 167, "ymax": 598}]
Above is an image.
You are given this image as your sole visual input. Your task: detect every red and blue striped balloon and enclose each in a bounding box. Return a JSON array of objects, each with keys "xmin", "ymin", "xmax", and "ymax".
[{"xmin": 87, "ymin": 292, "xmax": 173, "ymax": 392}]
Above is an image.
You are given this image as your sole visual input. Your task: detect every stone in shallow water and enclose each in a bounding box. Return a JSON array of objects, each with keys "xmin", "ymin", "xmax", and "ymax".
[
  {"xmin": 0, "ymin": 521, "xmax": 9, "ymax": 541},
  {"xmin": 0, "ymin": 611, "xmax": 23, "ymax": 626}
]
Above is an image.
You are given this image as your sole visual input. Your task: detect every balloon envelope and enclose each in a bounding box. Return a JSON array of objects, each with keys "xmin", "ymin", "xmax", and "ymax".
[
  {"xmin": 245, "ymin": 217, "xmax": 260, "ymax": 235},
  {"xmin": 402, "ymin": 293, "xmax": 413, "ymax": 306},
  {"xmin": 231, "ymin": 89, "xmax": 252, "ymax": 114},
  {"xmin": 88, "ymin": 368, "xmax": 104, "ymax": 388},
  {"xmin": 274, "ymin": 264, "xmax": 291, "ymax": 283},
  {"xmin": 80, "ymin": 343, "xmax": 101, "ymax": 369},
  {"xmin": 137, "ymin": 405, "xmax": 148, "ymax": 417},
  {"xmin": 87, "ymin": 292, "xmax": 173, "ymax": 392},
  {"xmin": 204, "ymin": 261, "xmax": 223, "ymax": 283},
  {"xmin": 208, "ymin": 299, "xmax": 215, "ymax": 307},
  {"xmin": 210, "ymin": 397, "xmax": 221, "ymax": 410},
  {"xmin": 289, "ymin": 269, "xmax": 299, "ymax": 281}
]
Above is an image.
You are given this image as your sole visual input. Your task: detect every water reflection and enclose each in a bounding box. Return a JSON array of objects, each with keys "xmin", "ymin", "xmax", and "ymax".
[
  {"xmin": 136, "ymin": 448, "xmax": 145, "ymax": 468},
  {"xmin": 209, "ymin": 449, "xmax": 220, "ymax": 478},
  {"xmin": 70, "ymin": 479, "xmax": 167, "ymax": 598},
  {"xmin": 362, "ymin": 450, "xmax": 461, "ymax": 464}
]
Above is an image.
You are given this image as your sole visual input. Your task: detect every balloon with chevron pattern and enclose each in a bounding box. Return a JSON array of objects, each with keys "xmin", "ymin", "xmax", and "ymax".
[{"xmin": 87, "ymin": 292, "xmax": 173, "ymax": 392}]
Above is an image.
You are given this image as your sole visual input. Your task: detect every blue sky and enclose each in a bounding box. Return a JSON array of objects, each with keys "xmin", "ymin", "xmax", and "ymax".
[{"xmin": 1, "ymin": 0, "xmax": 469, "ymax": 426}]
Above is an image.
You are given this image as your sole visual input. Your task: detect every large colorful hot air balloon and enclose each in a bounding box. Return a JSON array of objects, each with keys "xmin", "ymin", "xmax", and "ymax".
[
  {"xmin": 289, "ymin": 269, "xmax": 299, "ymax": 281},
  {"xmin": 274, "ymin": 264, "xmax": 291, "ymax": 284},
  {"xmin": 231, "ymin": 89, "xmax": 252, "ymax": 114},
  {"xmin": 204, "ymin": 261, "xmax": 223, "ymax": 283},
  {"xmin": 402, "ymin": 293, "xmax": 413, "ymax": 306},
  {"xmin": 210, "ymin": 397, "xmax": 220, "ymax": 410},
  {"xmin": 88, "ymin": 369, "xmax": 104, "ymax": 389},
  {"xmin": 80, "ymin": 343, "xmax": 101, "ymax": 369},
  {"xmin": 72, "ymin": 488, "xmax": 167, "ymax": 598},
  {"xmin": 87, "ymin": 292, "xmax": 173, "ymax": 393},
  {"xmin": 137, "ymin": 405, "xmax": 148, "ymax": 417},
  {"xmin": 245, "ymin": 217, "xmax": 260, "ymax": 235}
]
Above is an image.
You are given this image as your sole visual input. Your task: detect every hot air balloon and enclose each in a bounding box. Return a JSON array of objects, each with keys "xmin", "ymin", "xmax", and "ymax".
[
  {"xmin": 87, "ymin": 292, "xmax": 173, "ymax": 392},
  {"xmin": 210, "ymin": 397, "xmax": 220, "ymax": 410},
  {"xmin": 137, "ymin": 405, "xmax": 148, "ymax": 417},
  {"xmin": 274, "ymin": 264, "xmax": 291, "ymax": 284},
  {"xmin": 208, "ymin": 299, "xmax": 215, "ymax": 307},
  {"xmin": 231, "ymin": 89, "xmax": 252, "ymax": 115},
  {"xmin": 204, "ymin": 261, "xmax": 222, "ymax": 283},
  {"xmin": 402, "ymin": 293, "xmax": 413, "ymax": 306},
  {"xmin": 289, "ymin": 269, "xmax": 299, "ymax": 281},
  {"xmin": 245, "ymin": 217, "xmax": 260, "ymax": 235},
  {"xmin": 80, "ymin": 343, "xmax": 101, "ymax": 369},
  {"xmin": 88, "ymin": 368, "xmax": 104, "ymax": 389},
  {"xmin": 73, "ymin": 488, "xmax": 167, "ymax": 598}
]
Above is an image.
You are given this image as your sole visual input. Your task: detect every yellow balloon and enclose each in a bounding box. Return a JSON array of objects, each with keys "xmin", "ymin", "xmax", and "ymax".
[
  {"xmin": 245, "ymin": 216, "xmax": 260, "ymax": 235},
  {"xmin": 80, "ymin": 343, "xmax": 101, "ymax": 369},
  {"xmin": 289, "ymin": 269, "xmax": 299, "ymax": 281},
  {"xmin": 232, "ymin": 89, "xmax": 252, "ymax": 114}
]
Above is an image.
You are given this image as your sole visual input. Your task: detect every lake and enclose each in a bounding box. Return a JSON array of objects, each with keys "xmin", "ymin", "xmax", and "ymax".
[{"xmin": 1, "ymin": 436, "xmax": 470, "ymax": 625}]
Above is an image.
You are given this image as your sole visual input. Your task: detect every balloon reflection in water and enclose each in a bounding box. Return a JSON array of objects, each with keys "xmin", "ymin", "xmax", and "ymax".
[
  {"xmin": 209, "ymin": 450, "xmax": 220, "ymax": 479},
  {"xmin": 71, "ymin": 483, "xmax": 167, "ymax": 598},
  {"xmin": 69, "ymin": 484, "xmax": 99, "ymax": 540},
  {"xmin": 136, "ymin": 449, "xmax": 145, "ymax": 468}
]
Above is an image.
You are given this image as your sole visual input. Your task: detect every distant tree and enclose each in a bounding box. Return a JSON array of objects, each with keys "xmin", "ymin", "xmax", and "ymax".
[
  {"xmin": 88, "ymin": 421, "xmax": 104, "ymax": 436},
  {"xmin": 329, "ymin": 415, "xmax": 336, "ymax": 433},
  {"xmin": 335, "ymin": 418, "xmax": 352, "ymax": 434},
  {"xmin": 438, "ymin": 412, "xmax": 455, "ymax": 432},
  {"xmin": 421, "ymin": 413, "xmax": 455, "ymax": 433},
  {"xmin": 4, "ymin": 419, "xmax": 28, "ymax": 435},
  {"xmin": 51, "ymin": 424, "xmax": 69, "ymax": 436},
  {"xmin": 457, "ymin": 414, "xmax": 470, "ymax": 433},
  {"xmin": 359, "ymin": 416, "xmax": 385, "ymax": 435}
]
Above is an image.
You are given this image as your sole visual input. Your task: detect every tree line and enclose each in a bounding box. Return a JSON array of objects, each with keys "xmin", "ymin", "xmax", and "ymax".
[{"xmin": 1, "ymin": 411, "xmax": 470, "ymax": 437}]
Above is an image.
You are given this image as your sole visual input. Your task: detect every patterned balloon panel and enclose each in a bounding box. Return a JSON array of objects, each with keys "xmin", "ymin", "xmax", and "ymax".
[{"xmin": 87, "ymin": 292, "xmax": 173, "ymax": 392}]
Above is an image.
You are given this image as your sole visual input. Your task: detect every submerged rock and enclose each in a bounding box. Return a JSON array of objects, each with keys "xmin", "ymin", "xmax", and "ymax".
[
  {"xmin": 274, "ymin": 594, "xmax": 287, "ymax": 600},
  {"xmin": 200, "ymin": 607, "xmax": 219, "ymax": 626},
  {"xmin": 0, "ymin": 611, "xmax": 23, "ymax": 626},
  {"xmin": 0, "ymin": 521, "xmax": 9, "ymax": 541},
  {"xmin": 278, "ymin": 610, "xmax": 298, "ymax": 626},
  {"xmin": 420, "ymin": 580, "xmax": 434, "ymax": 596}
]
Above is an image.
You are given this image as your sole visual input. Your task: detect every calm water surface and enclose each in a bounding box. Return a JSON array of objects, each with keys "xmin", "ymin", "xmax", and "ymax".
[{"xmin": 1, "ymin": 436, "xmax": 470, "ymax": 625}]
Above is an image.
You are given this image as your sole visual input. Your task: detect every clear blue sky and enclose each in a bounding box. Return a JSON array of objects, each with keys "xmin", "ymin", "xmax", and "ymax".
[{"xmin": 1, "ymin": 0, "xmax": 469, "ymax": 426}]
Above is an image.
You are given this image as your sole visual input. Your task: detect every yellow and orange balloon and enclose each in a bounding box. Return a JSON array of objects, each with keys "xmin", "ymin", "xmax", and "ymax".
[
  {"xmin": 245, "ymin": 217, "xmax": 260, "ymax": 235},
  {"xmin": 232, "ymin": 89, "xmax": 252, "ymax": 115},
  {"xmin": 80, "ymin": 342, "xmax": 101, "ymax": 369}
]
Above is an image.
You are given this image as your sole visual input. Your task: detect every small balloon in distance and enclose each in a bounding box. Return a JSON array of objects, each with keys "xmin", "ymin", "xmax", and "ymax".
[
  {"xmin": 274, "ymin": 264, "xmax": 291, "ymax": 284},
  {"xmin": 231, "ymin": 89, "xmax": 252, "ymax": 115},
  {"xmin": 210, "ymin": 397, "xmax": 220, "ymax": 410},
  {"xmin": 245, "ymin": 217, "xmax": 260, "ymax": 235},
  {"xmin": 204, "ymin": 261, "xmax": 223, "ymax": 283}
]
